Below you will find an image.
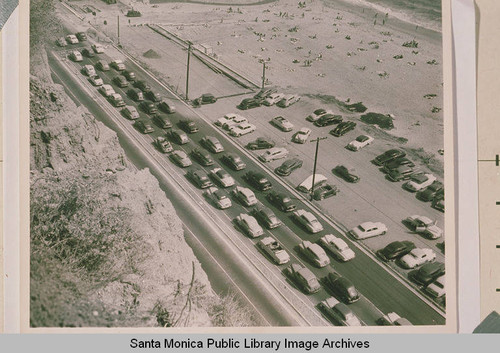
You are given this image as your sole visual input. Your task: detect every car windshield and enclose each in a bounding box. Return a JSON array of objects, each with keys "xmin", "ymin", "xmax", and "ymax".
[
  {"xmin": 358, "ymin": 225, "xmax": 366, "ymax": 232},
  {"xmin": 214, "ymin": 191, "xmax": 226, "ymax": 200}
]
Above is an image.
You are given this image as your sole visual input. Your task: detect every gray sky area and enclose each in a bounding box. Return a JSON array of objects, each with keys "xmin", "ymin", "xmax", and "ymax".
[{"xmin": 0, "ymin": 0, "xmax": 18, "ymax": 31}]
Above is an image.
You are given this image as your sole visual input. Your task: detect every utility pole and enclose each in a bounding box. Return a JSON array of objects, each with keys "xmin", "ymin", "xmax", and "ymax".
[
  {"xmin": 310, "ymin": 136, "xmax": 327, "ymax": 200},
  {"xmin": 261, "ymin": 61, "xmax": 266, "ymax": 89},
  {"xmin": 186, "ymin": 42, "xmax": 192, "ymax": 101},
  {"xmin": 117, "ymin": 15, "xmax": 120, "ymax": 45}
]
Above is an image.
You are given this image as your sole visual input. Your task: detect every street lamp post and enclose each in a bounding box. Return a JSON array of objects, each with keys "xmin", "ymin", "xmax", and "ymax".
[
  {"xmin": 310, "ymin": 136, "xmax": 327, "ymax": 200},
  {"xmin": 186, "ymin": 42, "xmax": 192, "ymax": 101}
]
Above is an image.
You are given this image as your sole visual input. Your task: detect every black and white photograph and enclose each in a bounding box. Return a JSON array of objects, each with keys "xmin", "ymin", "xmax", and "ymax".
[{"xmin": 28, "ymin": 0, "xmax": 451, "ymax": 329}]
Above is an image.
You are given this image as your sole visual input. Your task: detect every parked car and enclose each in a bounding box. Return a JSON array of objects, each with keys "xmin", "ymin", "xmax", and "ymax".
[
  {"xmin": 112, "ymin": 76, "xmax": 129, "ymax": 88},
  {"xmin": 373, "ymin": 149, "xmax": 406, "ymax": 166},
  {"xmin": 377, "ymin": 241, "xmax": 416, "ymax": 262},
  {"xmin": 247, "ymin": 137, "xmax": 275, "ymax": 150},
  {"xmin": 145, "ymin": 90, "xmax": 162, "ymax": 102},
  {"xmin": 425, "ymin": 275, "xmax": 446, "ymax": 298},
  {"xmin": 81, "ymin": 48, "xmax": 95, "ymax": 58},
  {"xmin": 75, "ymin": 32, "xmax": 87, "ymax": 41},
  {"xmin": 298, "ymin": 241, "xmax": 330, "ymax": 267},
  {"xmin": 259, "ymin": 147, "xmax": 289, "ymax": 163},
  {"xmin": 127, "ymin": 88, "xmax": 144, "ymax": 101},
  {"xmin": 69, "ymin": 51, "xmax": 83, "ymax": 62},
  {"xmin": 334, "ymin": 165, "xmax": 360, "ymax": 183},
  {"xmin": 110, "ymin": 59, "xmax": 126, "ymax": 71},
  {"xmin": 210, "ymin": 167, "xmax": 235, "ymax": 187},
  {"xmin": 197, "ymin": 93, "xmax": 217, "ymax": 104},
  {"xmin": 201, "ymin": 136, "xmax": 224, "ymax": 153},
  {"xmin": 122, "ymin": 105, "xmax": 140, "ymax": 120},
  {"xmin": 293, "ymin": 209, "xmax": 324, "ymax": 233},
  {"xmin": 409, "ymin": 262, "xmax": 445, "ymax": 286},
  {"xmin": 82, "ymin": 64, "xmax": 96, "ymax": 76},
  {"xmin": 122, "ymin": 70, "xmax": 136, "ymax": 81},
  {"xmin": 216, "ymin": 113, "xmax": 247, "ymax": 129},
  {"xmin": 398, "ymin": 248, "xmax": 436, "ymax": 269},
  {"xmin": 170, "ymin": 150, "xmax": 192, "ymax": 167},
  {"xmin": 229, "ymin": 122, "xmax": 257, "ymax": 137},
  {"xmin": 96, "ymin": 60, "xmax": 110, "ymax": 71},
  {"xmin": 221, "ymin": 153, "xmax": 246, "ymax": 171},
  {"xmin": 275, "ymin": 158, "xmax": 303, "ymax": 176},
  {"xmin": 404, "ymin": 215, "xmax": 443, "ymax": 239},
  {"xmin": 158, "ymin": 100, "xmax": 176, "ymax": 114},
  {"xmin": 432, "ymin": 193, "xmax": 445, "ymax": 212},
  {"xmin": 320, "ymin": 297, "xmax": 362, "ymax": 326},
  {"xmin": 154, "ymin": 136, "xmax": 173, "ymax": 153},
  {"xmin": 108, "ymin": 93, "xmax": 126, "ymax": 107},
  {"xmin": 186, "ymin": 169, "xmax": 213, "ymax": 189},
  {"xmin": 232, "ymin": 186, "xmax": 258, "ymax": 206},
  {"xmin": 254, "ymin": 88, "xmax": 277, "ymax": 101},
  {"xmin": 238, "ymin": 98, "xmax": 260, "ymax": 110},
  {"xmin": 292, "ymin": 128, "xmax": 312, "ymax": 144},
  {"xmin": 330, "ymin": 121, "xmax": 356, "ymax": 137},
  {"xmin": 252, "ymin": 207, "xmax": 282, "ymax": 229},
  {"xmin": 258, "ymin": 237, "xmax": 290, "ymax": 264},
  {"xmin": 297, "ymin": 174, "xmax": 327, "ymax": 193},
  {"xmin": 324, "ymin": 272, "xmax": 360, "ymax": 304},
  {"xmin": 153, "ymin": 114, "xmax": 172, "ymax": 129},
  {"xmin": 179, "ymin": 119, "xmax": 199, "ymax": 134},
  {"xmin": 91, "ymin": 43, "xmax": 105, "ymax": 54},
  {"xmin": 277, "ymin": 94, "xmax": 300, "ymax": 107},
  {"xmin": 266, "ymin": 191, "xmax": 297, "ymax": 212},
  {"xmin": 403, "ymin": 173, "xmax": 437, "ymax": 192},
  {"xmin": 346, "ymin": 135, "xmax": 374, "ymax": 151},
  {"xmin": 285, "ymin": 263, "xmax": 321, "ymax": 294},
  {"xmin": 263, "ymin": 93, "xmax": 285, "ymax": 106},
  {"xmin": 244, "ymin": 171, "xmax": 272, "ymax": 191},
  {"xmin": 133, "ymin": 80, "xmax": 151, "ymax": 92},
  {"xmin": 349, "ymin": 221, "xmax": 387, "ymax": 240},
  {"xmin": 204, "ymin": 187, "xmax": 232, "ymax": 209},
  {"xmin": 139, "ymin": 101, "xmax": 158, "ymax": 115},
  {"xmin": 383, "ymin": 157, "xmax": 415, "ymax": 173},
  {"xmin": 168, "ymin": 129, "xmax": 189, "ymax": 145},
  {"xmin": 65, "ymin": 34, "xmax": 79, "ymax": 44},
  {"xmin": 56, "ymin": 37, "xmax": 67, "ymax": 47},
  {"xmin": 314, "ymin": 114, "xmax": 342, "ymax": 127},
  {"xmin": 89, "ymin": 75, "xmax": 104, "ymax": 86},
  {"xmin": 416, "ymin": 181, "xmax": 444, "ymax": 202},
  {"xmin": 319, "ymin": 234, "xmax": 355, "ymax": 262},
  {"xmin": 235, "ymin": 213, "xmax": 264, "ymax": 238},
  {"xmin": 377, "ymin": 313, "xmax": 413, "ymax": 326},
  {"xmin": 386, "ymin": 165, "xmax": 416, "ymax": 182},
  {"xmin": 313, "ymin": 184, "xmax": 339, "ymax": 200},
  {"xmin": 98, "ymin": 84, "xmax": 115, "ymax": 97},
  {"xmin": 134, "ymin": 120, "xmax": 154, "ymax": 134},
  {"xmin": 306, "ymin": 108, "xmax": 329, "ymax": 122},
  {"xmin": 191, "ymin": 148, "xmax": 214, "ymax": 166},
  {"xmin": 271, "ymin": 116, "xmax": 294, "ymax": 132}
]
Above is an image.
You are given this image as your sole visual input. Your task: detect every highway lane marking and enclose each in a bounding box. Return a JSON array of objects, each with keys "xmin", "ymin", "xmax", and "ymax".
[{"xmin": 112, "ymin": 46, "xmax": 446, "ymax": 319}]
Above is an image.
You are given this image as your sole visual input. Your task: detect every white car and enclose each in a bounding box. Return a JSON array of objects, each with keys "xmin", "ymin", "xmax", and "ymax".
[
  {"xmin": 232, "ymin": 186, "xmax": 258, "ymax": 206},
  {"xmin": 204, "ymin": 187, "xmax": 232, "ymax": 209},
  {"xmin": 403, "ymin": 173, "xmax": 437, "ymax": 192},
  {"xmin": 293, "ymin": 128, "xmax": 311, "ymax": 144},
  {"xmin": 98, "ymin": 84, "xmax": 115, "ymax": 97},
  {"xmin": 298, "ymin": 241, "xmax": 330, "ymax": 267},
  {"xmin": 210, "ymin": 167, "xmax": 235, "ymax": 188},
  {"xmin": 320, "ymin": 297, "xmax": 362, "ymax": 326},
  {"xmin": 405, "ymin": 215, "xmax": 443, "ymax": 239},
  {"xmin": 235, "ymin": 213, "xmax": 264, "ymax": 238},
  {"xmin": 91, "ymin": 43, "xmax": 105, "ymax": 54},
  {"xmin": 65, "ymin": 34, "xmax": 79, "ymax": 44},
  {"xmin": 263, "ymin": 93, "xmax": 285, "ymax": 106},
  {"xmin": 293, "ymin": 209, "xmax": 324, "ymax": 233},
  {"xmin": 277, "ymin": 94, "xmax": 301, "ymax": 107},
  {"xmin": 271, "ymin": 116, "xmax": 294, "ymax": 132},
  {"xmin": 258, "ymin": 237, "xmax": 290, "ymax": 265},
  {"xmin": 69, "ymin": 50, "xmax": 83, "ymax": 62},
  {"xmin": 89, "ymin": 75, "xmax": 103, "ymax": 86},
  {"xmin": 122, "ymin": 105, "xmax": 140, "ymax": 120},
  {"xmin": 349, "ymin": 221, "xmax": 387, "ymax": 240},
  {"xmin": 319, "ymin": 234, "xmax": 355, "ymax": 262},
  {"xmin": 216, "ymin": 113, "xmax": 247, "ymax": 129},
  {"xmin": 297, "ymin": 174, "xmax": 328, "ymax": 193},
  {"xmin": 170, "ymin": 150, "xmax": 192, "ymax": 168},
  {"xmin": 110, "ymin": 59, "xmax": 126, "ymax": 71},
  {"xmin": 346, "ymin": 135, "xmax": 374, "ymax": 151},
  {"xmin": 258, "ymin": 147, "xmax": 289, "ymax": 163},
  {"xmin": 425, "ymin": 275, "xmax": 445, "ymax": 298},
  {"xmin": 82, "ymin": 64, "xmax": 96, "ymax": 76},
  {"xmin": 229, "ymin": 122, "xmax": 256, "ymax": 137},
  {"xmin": 399, "ymin": 248, "xmax": 436, "ymax": 269}
]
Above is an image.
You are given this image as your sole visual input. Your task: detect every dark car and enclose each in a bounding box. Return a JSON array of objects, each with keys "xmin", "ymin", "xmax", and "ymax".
[
  {"xmin": 153, "ymin": 114, "xmax": 172, "ymax": 129},
  {"xmin": 386, "ymin": 165, "xmax": 416, "ymax": 182},
  {"xmin": 374, "ymin": 149, "xmax": 406, "ymax": 166},
  {"xmin": 76, "ymin": 32, "xmax": 87, "ymax": 41},
  {"xmin": 158, "ymin": 100, "xmax": 176, "ymax": 114},
  {"xmin": 383, "ymin": 157, "xmax": 415, "ymax": 173},
  {"xmin": 266, "ymin": 191, "xmax": 296, "ymax": 212},
  {"xmin": 252, "ymin": 206, "xmax": 282, "ymax": 229},
  {"xmin": 112, "ymin": 76, "xmax": 129, "ymax": 88},
  {"xmin": 81, "ymin": 48, "xmax": 95, "ymax": 58},
  {"xmin": 247, "ymin": 137, "xmax": 275, "ymax": 150},
  {"xmin": 145, "ymin": 90, "xmax": 162, "ymax": 102},
  {"xmin": 221, "ymin": 153, "xmax": 246, "ymax": 171},
  {"xmin": 432, "ymin": 191, "xmax": 445, "ymax": 212},
  {"xmin": 186, "ymin": 169, "xmax": 213, "ymax": 189},
  {"xmin": 179, "ymin": 119, "xmax": 199, "ymax": 134},
  {"xmin": 417, "ymin": 181, "xmax": 444, "ymax": 202},
  {"xmin": 127, "ymin": 88, "xmax": 144, "ymax": 101},
  {"xmin": 195, "ymin": 93, "xmax": 217, "ymax": 105},
  {"xmin": 376, "ymin": 241, "xmax": 416, "ymax": 262},
  {"xmin": 133, "ymin": 80, "xmax": 151, "ymax": 92},
  {"xmin": 409, "ymin": 262, "xmax": 445, "ymax": 286},
  {"xmin": 324, "ymin": 272, "xmax": 360, "ymax": 304},
  {"xmin": 139, "ymin": 101, "xmax": 158, "ymax": 114},
  {"xmin": 334, "ymin": 165, "xmax": 359, "ymax": 183},
  {"xmin": 275, "ymin": 158, "xmax": 303, "ymax": 177},
  {"xmin": 238, "ymin": 98, "xmax": 261, "ymax": 110},
  {"xmin": 330, "ymin": 121, "xmax": 356, "ymax": 137},
  {"xmin": 122, "ymin": 70, "xmax": 136, "ymax": 81},
  {"xmin": 313, "ymin": 184, "xmax": 339, "ymax": 200},
  {"xmin": 134, "ymin": 120, "xmax": 154, "ymax": 134},
  {"xmin": 253, "ymin": 88, "xmax": 277, "ymax": 101},
  {"xmin": 314, "ymin": 114, "xmax": 343, "ymax": 127},
  {"xmin": 191, "ymin": 148, "xmax": 214, "ymax": 166},
  {"xmin": 244, "ymin": 171, "xmax": 272, "ymax": 191}
]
